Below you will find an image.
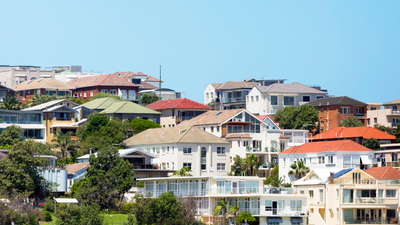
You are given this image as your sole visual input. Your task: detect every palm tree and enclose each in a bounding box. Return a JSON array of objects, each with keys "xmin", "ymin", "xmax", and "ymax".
[
  {"xmin": 172, "ymin": 166, "xmax": 192, "ymax": 176},
  {"xmin": 28, "ymin": 93, "xmax": 56, "ymax": 107},
  {"xmin": 213, "ymin": 199, "xmax": 227, "ymax": 225},
  {"xmin": 245, "ymin": 153, "xmax": 262, "ymax": 176},
  {"xmin": 226, "ymin": 201, "xmax": 241, "ymax": 223},
  {"xmin": 52, "ymin": 130, "xmax": 74, "ymax": 160},
  {"xmin": 0, "ymin": 94, "xmax": 22, "ymax": 110},
  {"xmin": 288, "ymin": 161, "xmax": 310, "ymax": 179}
]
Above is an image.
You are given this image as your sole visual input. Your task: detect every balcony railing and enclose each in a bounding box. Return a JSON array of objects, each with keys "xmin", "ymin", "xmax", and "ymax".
[
  {"xmin": 265, "ymin": 208, "xmax": 307, "ymax": 217},
  {"xmin": 55, "ymin": 117, "xmax": 71, "ymax": 121},
  {"xmin": 131, "ymin": 164, "xmax": 158, "ymax": 169},
  {"xmin": 246, "ymin": 147, "xmax": 263, "ymax": 152},
  {"xmin": 333, "ymin": 178, "xmax": 376, "ymax": 185},
  {"xmin": 263, "ymin": 188, "xmax": 307, "ymax": 195},
  {"xmin": 343, "ymin": 164, "xmax": 375, "ymax": 170},
  {"xmin": 355, "ymin": 198, "xmax": 385, "ymax": 204},
  {"xmin": 222, "ymin": 97, "xmax": 246, "ymax": 103},
  {"xmin": 270, "ymin": 147, "xmax": 279, "ymax": 152},
  {"xmin": 344, "ymin": 217, "xmax": 395, "ymax": 224},
  {"xmin": 392, "ymin": 111, "xmax": 400, "ymax": 115},
  {"xmin": 386, "ymin": 161, "xmax": 400, "ymax": 167}
]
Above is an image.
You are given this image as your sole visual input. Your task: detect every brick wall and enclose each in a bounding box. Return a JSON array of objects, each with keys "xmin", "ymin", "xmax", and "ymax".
[{"xmin": 317, "ymin": 105, "xmax": 367, "ymax": 132}]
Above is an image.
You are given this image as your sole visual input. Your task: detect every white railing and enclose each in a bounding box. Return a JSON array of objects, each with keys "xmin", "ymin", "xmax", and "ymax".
[
  {"xmin": 264, "ymin": 187, "xmax": 308, "ymax": 195},
  {"xmin": 264, "ymin": 208, "xmax": 307, "ymax": 217}
]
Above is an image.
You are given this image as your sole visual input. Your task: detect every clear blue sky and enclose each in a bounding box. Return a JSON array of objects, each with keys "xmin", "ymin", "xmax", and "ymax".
[{"xmin": 1, "ymin": 1, "xmax": 399, "ymax": 104}]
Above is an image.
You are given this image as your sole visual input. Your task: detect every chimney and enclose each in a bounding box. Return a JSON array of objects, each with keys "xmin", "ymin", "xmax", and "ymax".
[{"xmin": 329, "ymin": 172, "xmax": 334, "ymax": 184}]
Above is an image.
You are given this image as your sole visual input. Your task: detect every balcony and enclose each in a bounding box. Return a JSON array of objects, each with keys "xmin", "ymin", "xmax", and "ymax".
[
  {"xmin": 246, "ymin": 147, "xmax": 263, "ymax": 153},
  {"xmin": 344, "ymin": 217, "xmax": 396, "ymax": 224},
  {"xmin": 355, "ymin": 198, "xmax": 385, "ymax": 204},
  {"xmin": 392, "ymin": 123, "xmax": 399, "ymax": 128},
  {"xmin": 263, "ymin": 188, "xmax": 307, "ymax": 195},
  {"xmin": 386, "ymin": 161, "xmax": 400, "ymax": 168},
  {"xmin": 392, "ymin": 111, "xmax": 400, "ymax": 115},
  {"xmin": 334, "ymin": 178, "xmax": 376, "ymax": 185},
  {"xmin": 130, "ymin": 164, "xmax": 158, "ymax": 169},
  {"xmin": 353, "ymin": 112, "xmax": 365, "ymax": 117},
  {"xmin": 265, "ymin": 208, "xmax": 307, "ymax": 217},
  {"xmin": 222, "ymin": 97, "xmax": 246, "ymax": 104}
]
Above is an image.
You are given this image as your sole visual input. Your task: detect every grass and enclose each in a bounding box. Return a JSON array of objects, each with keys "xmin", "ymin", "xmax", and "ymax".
[
  {"xmin": 42, "ymin": 213, "xmax": 57, "ymax": 225},
  {"xmin": 103, "ymin": 214, "xmax": 129, "ymax": 224}
]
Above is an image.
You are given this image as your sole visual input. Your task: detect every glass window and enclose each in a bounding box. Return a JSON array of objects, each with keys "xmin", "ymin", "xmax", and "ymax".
[
  {"xmin": 386, "ymin": 190, "xmax": 396, "ymax": 198},
  {"xmin": 319, "ymin": 189, "xmax": 324, "ymax": 202},
  {"xmin": 101, "ymin": 89, "xmax": 108, "ymax": 94},
  {"xmin": 271, "ymin": 96, "xmax": 278, "ymax": 106},
  {"xmin": 121, "ymin": 90, "xmax": 127, "ymax": 99},
  {"xmin": 256, "ymin": 96, "xmax": 259, "ymax": 102},
  {"xmin": 183, "ymin": 163, "xmax": 192, "ymax": 169},
  {"xmin": 284, "ymin": 96, "xmax": 294, "ymax": 106},
  {"xmin": 110, "ymin": 89, "xmax": 117, "ymax": 95},
  {"xmin": 217, "ymin": 163, "xmax": 225, "ymax": 171},
  {"xmin": 129, "ymin": 90, "xmax": 136, "ymax": 99},
  {"xmin": 217, "ymin": 147, "xmax": 225, "ymax": 154},
  {"xmin": 183, "ymin": 147, "xmax": 192, "ymax": 154},
  {"xmin": 309, "ymin": 190, "xmax": 314, "ymax": 198},
  {"xmin": 90, "ymin": 90, "xmax": 93, "ymax": 97},
  {"xmin": 201, "ymin": 147, "xmax": 207, "ymax": 170},
  {"xmin": 302, "ymin": 96, "xmax": 311, "ymax": 102}
]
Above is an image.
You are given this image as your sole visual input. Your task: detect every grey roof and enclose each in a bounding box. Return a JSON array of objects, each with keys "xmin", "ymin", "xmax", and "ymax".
[
  {"xmin": 216, "ymin": 81, "xmax": 258, "ymax": 90},
  {"xmin": 256, "ymin": 82, "xmax": 327, "ymax": 94},
  {"xmin": 308, "ymin": 96, "xmax": 367, "ymax": 107},
  {"xmin": 22, "ymin": 99, "xmax": 79, "ymax": 111},
  {"xmin": 43, "ymin": 105, "xmax": 76, "ymax": 112}
]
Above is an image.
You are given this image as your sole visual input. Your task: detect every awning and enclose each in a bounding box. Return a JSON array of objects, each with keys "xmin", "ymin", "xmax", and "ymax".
[
  {"xmin": 360, "ymin": 155, "xmax": 372, "ymax": 165},
  {"xmin": 267, "ymin": 217, "xmax": 283, "ymax": 223},
  {"xmin": 54, "ymin": 198, "xmax": 78, "ymax": 204},
  {"xmin": 291, "ymin": 217, "xmax": 303, "ymax": 223}
]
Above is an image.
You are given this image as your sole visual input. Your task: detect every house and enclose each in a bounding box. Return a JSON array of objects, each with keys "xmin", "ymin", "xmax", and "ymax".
[
  {"xmin": 66, "ymin": 162, "xmax": 89, "ymax": 192},
  {"xmin": 0, "ymin": 84, "xmax": 16, "ymax": 102},
  {"xmin": 139, "ymin": 175, "xmax": 308, "ymax": 225},
  {"xmin": 138, "ymin": 88, "xmax": 182, "ymax": 101},
  {"xmin": 13, "ymin": 78, "xmax": 73, "ymax": 104},
  {"xmin": 367, "ymin": 99, "xmax": 400, "ymax": 128},
  {"xmin": 145, "ymin": 98, "xmax": 212, "ymax": 128},
  {"xmin": 66, "ymin": 74, "xmax": 139, "ymax": 101},
  {"xmin": 311, "ymin": 126, "xmax": 396, "ymax": 145},
  {"xmin": 294, "ymin": 168, "xmax": 399, "ymax": 225},
  {"xmin": 123, "ymin": 126, "xmax": 231, "ymax": 177},
  {"xmin": 178, "ymin": 109, "xmax": 288, "ymax": 177},
  {"xmin": 374, "ymin": 143, "xmax": 400, "ymax": 169},
  {"xmin": 279, "ymin": 140, "xmax": 376, "ymax": 183},
  {"xmin": 246, "ymin": 82, "xmax": 328, "ymax": 115},
  {"xmin": 38, "ymin": 155, "xmax": 68, "ymax": 193},
  {"xmin": 81, "ymin": 97, "xmax": 161, "ymax": 123},
  {"xmin": 77, "ymin": 148, "xmax": 174, "ymax": 179},
  {"xmin": 22, "ymin": 99, "xmax": 95, "ymax": 143},
  {"xmin": 112, "ymin": 71, "xmax": 163, "ymax": 91},
  {"xmin": 308, "ymin": 96, "xmax": 368, "ymax": 133},
  {"xmin": 0, "ymin": 65, "xmax": 54, "ymax": 89},
  {"xmin": 0, "ymin": 109, "xmax": 46, "ymax": 142}
]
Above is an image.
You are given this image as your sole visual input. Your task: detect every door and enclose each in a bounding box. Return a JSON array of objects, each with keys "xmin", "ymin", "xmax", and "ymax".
[
  {"xmin": 232, "ymin": 182, "xmax": 238, "ymax": 194},
  {"xmin": 277, "ymin": 201, "xmax": 284, "ymax": 215},
  {"xmin": 272, "ymin": 201, "xmax": 277, "ymax": 215}
]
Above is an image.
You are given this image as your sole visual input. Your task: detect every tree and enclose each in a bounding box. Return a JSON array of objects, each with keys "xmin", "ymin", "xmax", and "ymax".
[
  {"xmin": 55, "ymin": 203, "xmax": 103, "ymax": 225},
  {"xmin": 264, "ymin": 165, "xmax": 279, "ymax": 186},
  {"xmin": 0, "ymin": 140, "xmax": 52, "ymax": 200},
  {"xmin": 75, "ymin": 145, "xmax": 135, "ymax": 209},
  {"xmin": 172, "ymin": 167, "xmax": 192, "ymax": 176},
  {"xmin": 52, "ymin": 130, "xmax": 75, "ymax": 160},
  {"xmin": 28, "ymin": 93, "xmax": 56, "ymax": 107},
  {"xmin": 226, "ymin": 201, "xmax": 240, "ymax": 222},
  {"xmin": 244, "ymin": 153, "xmax": 262, "ymax": 176},
  {"xmin": 229, "ymin": 155, "xmax": 246, "ymax": 176},
  {"xmin": 339, "ymin": 117, "xmax": 364, "ymax": 127},
  {"xmin": 288, "ymin": 161, "xmax": 310, "ymax": 180},
  {"xmin": 0, "ymin": 94, "xmax": 23, "ymax": 110},
  {"xmin": 363, "ymin": 137, "xmax": 380, "ymax": 150},
  {"xmin": 213, "ymin": 198, "xmax": 228, "ymax": 224},
  {"xmin": 374, "ymin": 124, "xmax": 391, "ymax": 133},
  {"xmin": 393, "ymin": 124, "xmax": 400, "ymax": 143},
  {"xmin": 140, "ymin": 93, "xmax": 159, "ymax": 105},
  {"xmin": 0, "ymin": 125, "xmax": 23, "ymax": 146},
  {"xmin": 237, "ymin": 211, "xmax": 256, "ymax": 224},
  {"xmin": 274, "ymin": 104, "xmax": 318, "ymax": 132},
  {"xmin": 130, "ymin": 118, "xmax": 161, "ymax": 134}
]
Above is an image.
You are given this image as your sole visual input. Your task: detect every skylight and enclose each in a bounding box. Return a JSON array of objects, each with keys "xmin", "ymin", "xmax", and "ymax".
[{"xmin": 215, "ymin": 112, "xmax": 222, "ymax": 116}]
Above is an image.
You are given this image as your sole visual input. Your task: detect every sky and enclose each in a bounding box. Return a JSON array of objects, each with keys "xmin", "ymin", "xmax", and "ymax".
[{"xmin": 0, "ymin": 1, "xmax": 399, "ymax": 104}]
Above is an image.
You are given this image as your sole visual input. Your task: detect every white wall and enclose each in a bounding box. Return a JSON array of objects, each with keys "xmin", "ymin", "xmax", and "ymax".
[{"xmin": 204, "ymin": 84, "xmax": 217, "ymax": 105}]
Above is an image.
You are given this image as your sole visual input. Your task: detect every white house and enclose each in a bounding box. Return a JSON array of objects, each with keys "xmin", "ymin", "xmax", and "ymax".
[
  {"xmin": 246, "ymin": 82, "xmax": 328, "ymax": 115},
  {"xmin": 279, "ymin": 140, "xmax": 376, "ymax": 183},
  {"xmin": 123, "ymin": 126, "xmax": 231, "ymax": 177}
]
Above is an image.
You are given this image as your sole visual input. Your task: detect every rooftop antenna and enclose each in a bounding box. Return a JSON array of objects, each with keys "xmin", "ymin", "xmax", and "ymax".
[{"xmin": 159, "ymin": 65, "xmax": 161, "ymax": 100}]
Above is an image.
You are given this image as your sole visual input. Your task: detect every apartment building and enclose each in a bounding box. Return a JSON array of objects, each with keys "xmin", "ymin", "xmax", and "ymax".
[
  {"xmin": 367, "ymin": 99, "xmax": 400, "ymax": 128},
  {"xmin": 375, "ymin": 143, "xmax": 400, "ymax": 169},
  {"xmin": 308, "ymin": 96, "xmax": 368, "ymax": 133},
  {"xmin": 145, "ymin": 98, "xmax": 212, "ymax": 128},
  {"xmin": 279, "ymin": 140, "xmax": 376, "ymax": 183},
  {"xmin": 178, "ymin": 109, "xmax": 291, "ymax": 177},
  {"xmin": 311, "ymin": 126, "xmax": 396, "ymax": 145},
  {"xmin": 294, "ymin": 168, "xmax": 400, "ymax": 225},
  {"xmin": 13, "ymin": 78, "xmax": 73, "ymax": 104},
  {"xmin": 67, "ymin": 74, "xmax": 139, "ymax": 101},
  {"xmin": 22, "ymin": 99, "xmax": 95, "ymax": 143},
  {"xmin": 123, "ymin": 126, "xmax": 231, "ymax": 177},
  {"xmin": 0, "ymin": 109, "xmax": 46, "ymax": 142},
  {"xmin": 0, "ymin": 65, "xmax": 54, "ymax": 89},
  {"xmin": 139, "ymin": 175, "xmax": 308, "ymax": 225},
  {"xmin": 246, "ymin": 82, "xmax": 327, "ymax": 115}
]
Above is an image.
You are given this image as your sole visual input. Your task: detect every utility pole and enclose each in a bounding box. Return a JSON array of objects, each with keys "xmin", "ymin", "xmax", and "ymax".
[{"xmin": 159, "ymin": 65, "xmax": 162, "ymax": 100}]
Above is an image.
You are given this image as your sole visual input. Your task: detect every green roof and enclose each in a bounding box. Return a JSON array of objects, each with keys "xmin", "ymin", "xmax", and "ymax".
[
  {"xmin": 81, "ymin": 98, "xmax": 121, "ymax": 111},
  {"xmin": 100, "ymin": 101, "xmax": 161, "ymax": 114}
]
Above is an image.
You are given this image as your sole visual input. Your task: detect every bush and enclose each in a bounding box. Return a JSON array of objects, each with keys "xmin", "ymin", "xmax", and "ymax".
[
  {"xmin": 44, "ymin": 211, "xmax": 52, "ymax": 222},
  {"xmin": 136, "ymin": 180, "xmax": 144, "ymax": 188},
  {"xmin": 44, "ymin": 197, "xmax": 54, "ymax": 213},
  {"xmin": 119, "ymin": 203, "xmax": 135, "ymax": 214}
]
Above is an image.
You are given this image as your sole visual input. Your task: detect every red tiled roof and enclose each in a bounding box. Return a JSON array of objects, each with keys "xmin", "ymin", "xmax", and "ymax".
[
  {"xmin": 146, "ymin": 98, "xmax": 212, "ymax": 110},
  {"xmin": 312, "ymin": 127, "xmax": 396, "ymax": 140},
  {"xmin": 145, "ymin": 76, "xmax": 162, "ymax": 82},
  {"xmin": 279, "ymin": 140, "xmax": 374, "ymax": 154},
  {"xmin": 140, "ymin": 81, "xmax": 158, "ymax": 90},
  {"xmin": 365, "ymin": 167, "xmax": 400, "ymax": 180},
  {"xmin": 112, "ymin": 71, "xmax": 148, "ymax": 78},
  {"xmin": 257, "ymin": 115, "xmax": 280, "ymax": 127},
  {"xmin": 67, "ymin": 74, "xmax": 139, "ymax": 88}
]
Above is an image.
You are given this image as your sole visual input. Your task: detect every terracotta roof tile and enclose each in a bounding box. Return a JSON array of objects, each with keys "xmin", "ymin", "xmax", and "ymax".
[
  {"xmin": 216, "ymin": 81, "xmax": 258, "ymax": 90},
  {"xmin": 384, "ymin": 98, "xmax": 400, "ymax": 105},
  {"xmin": 13, "ymin": 78, "xmax": 73, "ymax": 91},
  {"xmin": 145, "ymin": 76, "xmax": 162, "ymax": 82},
  {"xmin": 146, "ymin": 98, "xmax": 212, "ymax": 110},
  {"xmin": 67, "ymin": 74, "xmax": 139, "ymax": 88},
  {"xmin": 365, "ymin": 167, "xmax": 400, "ymax": 180},
  {"xmin": 66, "ymin": 162, "xmax": 90, "ymax": 175},
  {"xmin": 279, "ymin": 140, "xmax": 374, "ymax": 154},
  {"xmin": 140, "ymin": 81, "xmax": 158, "ymax": 90},
  {"xmin": 177, "ymin": 109, "xmax": 244, "ymax": 126},
  {"xmin": 312, "ymin": 127, "xmax": 396, "ymax": 140}
]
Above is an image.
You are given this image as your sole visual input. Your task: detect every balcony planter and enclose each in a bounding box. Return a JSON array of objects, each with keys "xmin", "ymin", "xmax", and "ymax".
[
  {"xmin": 247, "ymin": 190, "xmax": 251, "ymax": 194},
  {"xmin": 231, "ymin": 191, "xmax": 235, "ymax": 194},
  {"xmin": 264, "ymin": 147, "xmax": 268, "ymax": 152}
]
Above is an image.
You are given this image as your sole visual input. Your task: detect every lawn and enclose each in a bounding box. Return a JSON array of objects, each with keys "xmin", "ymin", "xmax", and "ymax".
[{"xmin": 102, "ymin": 214, "xmax": 129, "ymax": 224}]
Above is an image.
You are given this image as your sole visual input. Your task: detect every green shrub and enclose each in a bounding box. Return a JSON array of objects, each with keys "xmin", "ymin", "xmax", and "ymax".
[
  {"xmin": 44, "ymin": 197, "xmax": 54, "ymax": 213},
  {"xmin": 44, "ymin": 211, "xmax": 52, "ymax": 222},
  {"xmin": 136, "ymin": 180, "xmax": 144, "ymax": 187},
  {"xmin": 119, "ymin": 203, "xmax": 135, "ymax": 214}
]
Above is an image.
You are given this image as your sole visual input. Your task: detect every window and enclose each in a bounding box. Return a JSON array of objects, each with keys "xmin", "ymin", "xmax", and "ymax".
[
  {"xmin": 386, "ymin": 190, "xmax": 396, "ymax": 198},
  {"xmin": 167, "ymin": 163, "xmax": 169, "ymax": 169},
  {"xmin": 153, "ymin": 118, "xmax": 158, "ymax": 123},
  {"xmin": 317, "ymin": 96, "xmax": 324, "ymax": 99},
  {"xmin": 206, "ymin": 93, "xmax": 209, "ymax": 98},
  {"xmin": 211, "ymin": 126, "xmax": 214, "ymax": 132},
  {"xmin": 302, "ymin": 96, "xmax": 311, "ymax": 102},
  {"xmin": 217, "ymin": 126, "xmax": 220, "ymax": 132},
  {"xmin": 265, "ymin": 200, "xmax": 272, "ymax": 211},
  {"xmin": 101, "ymin": 89, "xmax": 108, "ymax": 94},
  {"xmin": 309, "ymin": 190, "xmax": 314, "ymax": 198},
  {"xmin": 319, "ymin": 189, "xmax": 324, "ymax": 202},
  {"xmin": 340, "ymin": 107, "xmax": 350, "ymax": 114},
  {"xmin": 110, "ymin": 89, "xmax": 117, "ymax": 95},
  {"xmin": 217, "ymin": 147, "xmax": 225, "ymax": 154},
  {"xmin": 318, "ymin": 156, "xmax": 325, "ymax": 164},
  {"xmin": 271, "ymin": 96, "xmax": 278, "ymax": 105},
  {"xmin": 201, "ymin": 147, "xmax": 207, "ymax": 170},
  {"xmin": 290, "ymin": 200, "xmax": 302, "ymax": 211},
  {"xmin": 336, "ymin": 189, "xmax": 339, "ymax": 199},
  {"xmin": 284, "ymin": 96, "xmax": 294, "ymax": 106},
  {"xmin": 251, "ymin": 96, "xmax": 254, "ymax": 102},
  {"xmin": 217, "ymin": 163, "xmax": 225, "ymax": 171},
  {"xmin": 90, "ymin": 90, "xmax": 93, "ymax": 97},
  {"xmin": 327, "ymin": 155, "xmax": 334, "ymax": 164},
  {"xmin": 283, "ymin": 158, "xmax": 286, "ymax": 166},
  {"xmin": 374, "ymin": 118, "xmax": 377, "ymax": 123},
  {"xmin": 120, "ymin": 90, "xmax": 127, "ymax": 99},
  {"xmin": 128, "ymin": 90, "xmax": 136, "ymax": 99},
  {"xmin": 23, "ymin": 91, "xmax": 26, "ymax": 100},
  {"xmin": 183, "ymin": 147, "xmax": 192, "ymax": 154},
  {"xmin": 337, "ymin": 209, "xmax": 340, "ymax": 221},
  {"xmin": 256, "ymin": 96, "xmax": 259, "ymax": 102},
  {"xmin": 84, "ymin": 91, "xmax": 87, "ymax": 97},
  {"xmin": 183, "ymin": 163, "xmax": 192, "ymax": 169}
]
